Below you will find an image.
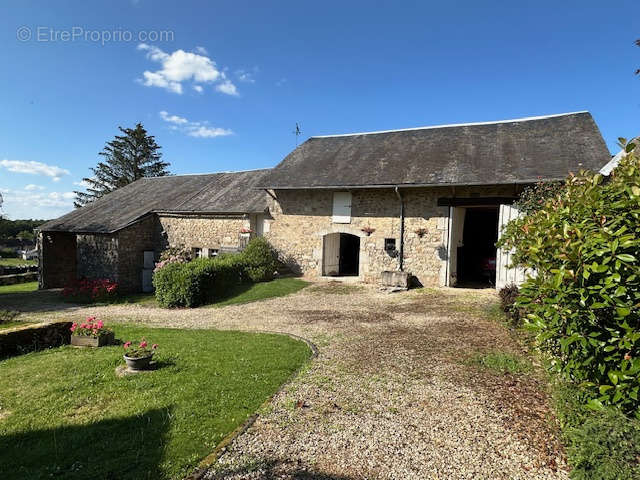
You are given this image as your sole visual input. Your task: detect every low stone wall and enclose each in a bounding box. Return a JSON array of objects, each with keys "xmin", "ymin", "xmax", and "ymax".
[
  {"xmin": 0, "ymin": 321, "xmax": 72, "ymax": 359},
  {"xmin": 0, "ymin": 272, "xmax": 38, "ymax": 286}
]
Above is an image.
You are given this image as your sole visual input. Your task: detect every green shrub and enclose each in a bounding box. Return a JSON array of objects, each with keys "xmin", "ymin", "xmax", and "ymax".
[
  {"xmin": 153, "ymin": 256, "xmax": 246, "ymax": 308},
  {"xmin": 554, "ymin": 382, "xmax": 640, "ymax": 480},
  {"xmin": 498, "ymin": 140, "xmax": 640, "ymax": 415},
  {"xmin": 241, "ymin": 237, "xmax": 278, "ymax": 282}
]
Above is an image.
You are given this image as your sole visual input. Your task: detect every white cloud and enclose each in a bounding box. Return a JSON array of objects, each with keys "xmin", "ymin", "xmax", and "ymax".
[
  {"xmin": 137, "ymin": 44, "xmax": 238, "ymax": 96},
  {"xmin": 0, "ymin": 188, "xmax": 76, "ymax": 218},
  {"xmin": 24, "ymin": 184, "xmax": 45, "ymax": 191},
  {"xmin": 193, "ymin": 85, "xmax": 203, "ymax": 93},
  {"xmin": 158, "ymin": 110, "xmax": 233, "ymax": 139},
  {"xmin": 236, "ymin": 68, "xmax": 256, "ymax": 83},
  {"xmin": 0, "ymin": 159, "xmax": 70, "ymax": 181},
  {"xmin": 187, "ymin": 126, "xmax": 233, "ymax": 138},
  {"xmin": 159, "ymin": 110, "xmax": 188, "ymax": 124},
  {"xmin": 215, "ymin": 80, "xmax": 239, "ymax": 96}
]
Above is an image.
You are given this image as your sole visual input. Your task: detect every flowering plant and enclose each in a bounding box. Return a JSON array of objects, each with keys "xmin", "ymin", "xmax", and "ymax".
[
  {"xmin": 123, "ymin": 338, "xmax": 158, "ymax": 358},
  {"xmin": 70, "ymin": 316, "xmax": 112, "ymax": 338},
  {"xmin": 240, "ymin": 227, "xmax": 253, "ymax": 234},
  {"xmin": 154, "ymin": 246, "xmax": 191, "ymax": 272},
  {"xmin": 361, "ymin": 226, "xmax": 375, "ymax": 234},
  {"xmin": 62, "ymin": 279, "xmax": 118, "ymax": 303}
]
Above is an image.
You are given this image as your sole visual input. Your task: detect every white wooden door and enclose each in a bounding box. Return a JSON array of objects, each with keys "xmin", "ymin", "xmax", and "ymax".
[
  {"xmin": 323, "ymin": 234, "xmax": 340, "ymax": 276},
  {"xmin": 496, "ymin": 204, "xmax": 527, "ymax": 289},
  {"xmin": 447, "ymin": 207, "xmax": 466, "ymax": 286},
  {"xmin": 332, "ymin": 192, "xmax": 352, "ymax": 224}
]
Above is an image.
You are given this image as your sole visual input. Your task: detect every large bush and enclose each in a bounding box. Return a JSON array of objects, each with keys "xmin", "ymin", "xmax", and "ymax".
[
  {"xmin": 241, "ymin": 237, "xmax": 278, "ymax": 282},
  {"xmin": 498, "ymin": 140, "xmax": 640, "ymax": 416}
]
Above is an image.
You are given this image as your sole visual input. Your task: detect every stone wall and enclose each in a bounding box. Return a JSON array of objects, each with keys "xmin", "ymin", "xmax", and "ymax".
[
  {"xmin": 39, "ymin": 232, "xmax": 77, "ymax": 289},
  {"xmin": 155, "ymin": 214, "xmax": 250, "ymax": 252},
  {"xmin": 76, "ymin": 233, "xmax": 118, "ymax": 281},
  {"xmin": 265, "ymin": 185, "xmax": 520, "ymax": 286},
  {"xmin": 117, "ymin": 215, "xmax": 156, "ymax": 293}
]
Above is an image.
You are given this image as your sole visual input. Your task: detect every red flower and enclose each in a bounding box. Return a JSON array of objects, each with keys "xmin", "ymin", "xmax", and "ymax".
[
  {"xmin": 152, "ymin": 344, "xmax": 158, "ymax": 349},
  {"xmin": 139, "ymin": 341, "xmax": 148, "ymax": 348},
  {"xmin": 123, "ymin": 341, "xmax": 131, "ymax": 349},
  {"xmin": 70, "ymin": 323, "xmax": 77, "ymax": 332}
]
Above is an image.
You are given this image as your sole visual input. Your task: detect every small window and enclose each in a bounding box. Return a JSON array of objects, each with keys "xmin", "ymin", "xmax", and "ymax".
[
  {"xmin": 384, "ymin": 238, "xmax": 396, "ymax": 252},
  {"xmin": 192, "ymin": 247, "xmax": 203, "ymax": 258},
  {"xmin": 208, "ymin": 249, "xmax": 219, "ymax": 258}
]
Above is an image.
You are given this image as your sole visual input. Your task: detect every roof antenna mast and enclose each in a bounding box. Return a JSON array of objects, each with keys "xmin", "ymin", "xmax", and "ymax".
[{"xmin": 293, "ymin": 123, "xmax": 302, "ymax": 147}]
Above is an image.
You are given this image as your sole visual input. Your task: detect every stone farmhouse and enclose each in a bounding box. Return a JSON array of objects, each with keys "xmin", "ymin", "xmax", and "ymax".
[{"xmin": 38, "ymin": 112, "xmax": 610, "ymax": 293}]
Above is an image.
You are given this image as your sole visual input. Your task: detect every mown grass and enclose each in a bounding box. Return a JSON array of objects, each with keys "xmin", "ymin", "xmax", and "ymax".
[
  {"xmin": 470, "ymin": 351, "xmax": 532, "ymax": 375},
  {"xmin": 0, "ymin": 325, "xmax": 311, "ymax": 480},
  {"xmin": 0, "ymin": 281, "xmax": 38, "ymax": 294},
  {"xmin": 0, "ymin": 258, "xmax": 37, "ymax": 267},
  {"xmin": 208, "ymin": 277, "xmax": 308, "ymax": 308}
]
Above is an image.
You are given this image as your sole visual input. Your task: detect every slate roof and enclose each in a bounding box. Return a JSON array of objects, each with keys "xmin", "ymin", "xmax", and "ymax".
[
  {"xmin": 258, "ymin": 112, "xmax": 611, "ymax": 189},
  {"xmin": 39, "ymin": 169, "xmax": 270, "ymax": 234}
]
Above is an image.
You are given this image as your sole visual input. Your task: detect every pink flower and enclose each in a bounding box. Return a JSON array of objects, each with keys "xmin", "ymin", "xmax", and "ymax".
[
  {"xmin": 96, "ymin": 320, "xmax": 104, "ymax": 329},
  {"xmin": 70, "ymin": 323, "xmax": 77, "ymax": 332},
  {"xmin": 80, "ymin": 323, "xmax": 87, "ymax": 329},
  {"xmin": 139, "ymin": 341, "xmax": 148, "ymax": 348},
  {"xmin": 152, "ymin": 344, "xmax": 158, "ymax": 349},
  {"xmin": 123, "ymin": 341, "xmax": 131, "ymax": 349}
]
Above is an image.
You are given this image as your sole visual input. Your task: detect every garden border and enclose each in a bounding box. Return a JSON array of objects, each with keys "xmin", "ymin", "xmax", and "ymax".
[{"xmin": 183, "ymin": 330, "xmax": 318, "ymax": 480}]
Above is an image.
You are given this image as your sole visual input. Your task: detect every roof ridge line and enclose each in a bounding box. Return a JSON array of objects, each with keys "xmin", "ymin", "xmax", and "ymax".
[
  {"xmin": 310, "ymin": 111, "xmax": 590, "ymax": 138},
  {"xmin": 146, "ymin": 167, "xmax": 271, "ymax": 178}
]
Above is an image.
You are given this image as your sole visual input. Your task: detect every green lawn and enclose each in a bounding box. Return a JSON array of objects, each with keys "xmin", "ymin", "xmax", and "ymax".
[
  {"xmin": 0, "ymin": 258, "xmax": 37, "ymax": 267},
  {"xmin": 74, "ymin": 277, "xmax": 308, "ymax": 308},
  {"xmin": 0, "ymin": 281, "xmax": 38, "ymax": 294},
  {"xmin": 208, "ymin": 277, "xmax": 308, "ymax": 308},
  {"xmin": 0, "ymin": 325, "xmax": 311, "ymax": 480}
]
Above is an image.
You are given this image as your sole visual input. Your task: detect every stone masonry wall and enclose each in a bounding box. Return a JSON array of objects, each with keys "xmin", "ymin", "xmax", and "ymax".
[
  {"xmin": 76, "ymin": 233, "xmax": 118, "ymax": 281},
  {"xmin": 265, "ymin": 185, "xmax": 519, "ymax": 286},
  {"xmin": 117, "ymin": 215, "xmax": 156, "ymax": 293},
  {"xmin": 155, "ymin": 214, "xmax": 249, "ymax": 252}
]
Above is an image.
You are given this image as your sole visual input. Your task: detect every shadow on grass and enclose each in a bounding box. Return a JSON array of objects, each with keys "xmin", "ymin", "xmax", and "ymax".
[
  {"xmin": 0, "ymin": 407, "xmax": 173, "ymax": 480},
  {"xmin": 0, "ymin": 288, "xmax": 80, "ymax": 313}
]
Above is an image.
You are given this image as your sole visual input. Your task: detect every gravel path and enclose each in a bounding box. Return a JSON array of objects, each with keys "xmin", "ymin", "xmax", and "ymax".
[{"xmin": 16, "ymin": 283, "xmax": 567, "ymax": 479}]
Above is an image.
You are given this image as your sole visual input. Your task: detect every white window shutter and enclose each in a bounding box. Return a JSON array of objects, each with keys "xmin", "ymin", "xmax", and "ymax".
[{"xmin": 332, "ymin": 192, "xmax": 352, "ymax": 224}]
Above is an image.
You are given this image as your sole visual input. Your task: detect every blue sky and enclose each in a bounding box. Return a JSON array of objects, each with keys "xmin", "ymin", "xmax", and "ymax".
[{"xmin": 0, "ymin": 1, "xmax": 638, "ymax": 219}]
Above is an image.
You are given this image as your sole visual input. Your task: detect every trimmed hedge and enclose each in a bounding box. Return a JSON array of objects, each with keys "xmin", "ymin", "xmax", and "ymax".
[
  {"xmin": 153, "ymin": 238, "xmax": 279, "ymax": 308},
  {"xmin": 242, "ymin": 237, "xmax": 278, "ymax": 282}
]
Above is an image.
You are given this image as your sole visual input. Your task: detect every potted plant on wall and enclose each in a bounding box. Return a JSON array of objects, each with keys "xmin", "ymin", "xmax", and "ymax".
[
  {"xmin": 240, "ymin": 227, "xmax": 253, "ymax": 237},
  {"xmin": 414, "ymin": 227, "xmax": 428, "ymax": 238},
  {"xmin": 361, "ymin": 226, "xmax": 375, "ymax": 236},
  {"xmin": 70, "ymin": 317, "xmax": 114, "ymax": 347},
  {"xmin": 122, "ymin": 339, "xmax": 158, "ymax": 371}
]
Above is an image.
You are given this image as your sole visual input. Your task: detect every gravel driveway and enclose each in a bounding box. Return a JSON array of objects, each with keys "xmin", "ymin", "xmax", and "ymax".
[{"xmin": 15, "ymin": 283, "xmax": 567, "ymax": 480}]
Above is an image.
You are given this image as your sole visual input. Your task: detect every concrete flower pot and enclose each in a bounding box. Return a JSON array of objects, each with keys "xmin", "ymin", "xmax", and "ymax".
[
  {"xmin": 123, "ymin": 354, "xmax": 154, "ymax": 371},
  {"xmin": 71, "ymin": 331, "xmax": 114, "ymax": 347}
]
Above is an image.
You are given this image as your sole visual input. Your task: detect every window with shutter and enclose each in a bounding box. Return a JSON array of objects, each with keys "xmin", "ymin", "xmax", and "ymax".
[{"xmin": 332, "ymin": 192, "xmax": 352, "ymax": 223}]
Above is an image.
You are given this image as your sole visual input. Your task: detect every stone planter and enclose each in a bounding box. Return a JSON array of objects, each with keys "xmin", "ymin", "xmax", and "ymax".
[
  {"xmin": 71, "ymin": 331, "xmax": 114, "ymax": 348},
  {"xmin": 123, "ymin": 354, "xmax": 154, "ymax": 371}
]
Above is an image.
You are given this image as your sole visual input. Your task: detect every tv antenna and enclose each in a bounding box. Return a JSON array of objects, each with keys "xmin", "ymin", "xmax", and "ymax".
[{"xmin": 293, "ymin": 123, "xmax": 302, "ymax": 147}]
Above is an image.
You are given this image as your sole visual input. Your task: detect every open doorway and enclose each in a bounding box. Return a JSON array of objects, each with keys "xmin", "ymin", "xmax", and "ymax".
[
  {"xmin": 322, "ymin": 233, "xmax": 360, "ymax": 276},
  {"xmin": 453, "ymin": 207, "xmax": 499, "ymax": 287}
]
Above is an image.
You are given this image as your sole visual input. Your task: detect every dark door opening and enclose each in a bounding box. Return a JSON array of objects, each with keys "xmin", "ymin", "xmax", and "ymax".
[
  {"xmin": 323, "ymin": 233, "xmax": 360, "ymax": 276},
  {"xmin": 456, "ymin": 207, "xmax": 498, "ymax": 287}
]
